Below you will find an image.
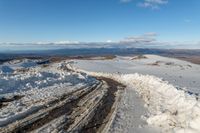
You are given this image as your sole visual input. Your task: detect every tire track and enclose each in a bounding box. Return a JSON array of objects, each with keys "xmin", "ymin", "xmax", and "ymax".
[
  {"xmin": 80, "ymin": 77, "xmax": 125, "ymax": 133},
  {"xmin": 1, "ymin": 77, "xmax": 125, "ymax": 133}
]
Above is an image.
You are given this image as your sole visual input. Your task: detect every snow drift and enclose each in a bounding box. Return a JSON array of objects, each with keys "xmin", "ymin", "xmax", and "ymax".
[
  {"xmin": 0, "ymin": 61, "xmax": 98, "ymax": 126},
  {"xmin": 76, "ymin": 69, "xmax": 200, "ymax": 133}
]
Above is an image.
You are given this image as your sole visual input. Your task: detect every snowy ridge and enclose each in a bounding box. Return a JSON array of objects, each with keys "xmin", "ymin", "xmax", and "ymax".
[{"xmin": 75, "ymin": 68, "xmax": 200, "ymax": 133}]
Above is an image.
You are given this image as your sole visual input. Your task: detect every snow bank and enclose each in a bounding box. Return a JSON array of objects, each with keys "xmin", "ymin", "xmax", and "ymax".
[
  {"xmin": 0, "ymin": 61, "xmax": 98, "ymax": 125},
  {"xmin": 0, "ymin": 59, "xmax": 41, "ymax": 75},
  {"xmin": 0, "ymin": 61, "xmax": 95, "ymax": 94},
  {"xmin": 0, "ymin": 66, "xmax": 14, "ymax": 73},
  {"xmin": 77, "ymin": 69, "xmax": 200, "ymax": 133}
]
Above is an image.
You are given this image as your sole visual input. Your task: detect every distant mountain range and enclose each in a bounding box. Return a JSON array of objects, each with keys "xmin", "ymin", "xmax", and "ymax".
[{"xmin": 0, "ymin": 48, "xmax": 200, "ymax": 61}]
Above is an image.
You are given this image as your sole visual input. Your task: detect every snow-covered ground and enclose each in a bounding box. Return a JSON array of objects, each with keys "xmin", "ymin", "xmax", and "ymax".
[
  {"xmin": 73, "ymin": 55, "xmax": 200, "ymax": 133},
  {"xmin": 74, "ymin": 55, "xmax": 200, "ymax": 94},
  {"xmin": 0, "ymin": 60, "xmax": 98, "ymax": 127},
  {"xmin": 0, "ymin": 59, "xmax": 39, "ymax": 74},
  {"xmin": 1, "ymin": 55, "xmax": 200, "ymax": 133}
]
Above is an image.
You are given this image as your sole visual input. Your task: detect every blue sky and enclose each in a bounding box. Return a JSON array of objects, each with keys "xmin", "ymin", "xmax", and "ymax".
[{"xmin": 0, "ymin": 0, "xmax": 200, "ymax": 49}]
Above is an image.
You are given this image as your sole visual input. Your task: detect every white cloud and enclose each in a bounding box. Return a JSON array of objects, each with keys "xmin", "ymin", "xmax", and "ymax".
[
  {"xmin": 138, "ymin": 0, "xmax": 168, "ymax": 9},
  {"xmin": 143, "ymin": 32, "xmax": 157, "ymax": 37},
  {"xmin": 53, "ymin": 41, "xmax": 80, "ymax": 44},
  {"xmin": 36, "ymin": 40, "xmax": 80, "ymax": 45},
  {"xmin": 120, "ymin": 32, "xmax": 157, "ymax": 43},
  {"xmin": 1, "ymin": 32, "xmax": 200, "ymax": 49},
  {"xmin": 120, "ymin": 0, "xmax": 132, "ymax": 3},
  {"xmin": 106, "ymin": 40, "xmax": 115, "ymax": 43},
  {"xmin": 119, "ymin": 0, "xmax": 168, "ymax": 9}
]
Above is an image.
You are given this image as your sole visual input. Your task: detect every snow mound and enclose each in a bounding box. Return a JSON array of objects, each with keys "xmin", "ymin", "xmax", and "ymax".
[
  {"xmin": 78, "ymin": 70, "xmax": 200, "ymax": 133},
  {"xmin": 0, "ymin": 61, "xmax": 98, "ymax": 125},
  {"xmin": 0, "ymin": 66, "xmax": 14, "ymax": 73},
  {"xmin": 0, "ymin": 59, "xmax": 40, "ymax": 74}
]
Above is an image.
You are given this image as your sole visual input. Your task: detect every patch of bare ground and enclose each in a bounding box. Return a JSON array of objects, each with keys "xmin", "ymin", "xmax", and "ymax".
[
  {"xmin": 14, "ymin": 68, "xmax": 30, "ymax": 73},
  {"xmin": 1, "ymin": 84, "xmax": 100, "ymax": 133},
  {"xmin": 48, "ymin": 55, "xmax": 116, "ymax": 63},
  {"xmin": 101, "ymin": 55, "xmax": 116, "ymax": 60},
  {"xmin": 147, "ymin": 61, "xmax": 161, "ymax": 66},
  {"xmin": 0, "ymin": 95, "xmax": 24, "ymax": 109},
  {"xmin": 131, "ymin": 55, "xmax": 147, "ymax": 60},
  {"xmin": 175, "ymin": 56, "xmax": 200, "ymax": 65},
  {"xmin": 80, "ymin": 77, "xmax": 125, "ymax": 133}
]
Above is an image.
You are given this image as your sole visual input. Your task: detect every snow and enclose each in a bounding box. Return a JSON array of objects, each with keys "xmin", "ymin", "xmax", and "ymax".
[
  {"xmin": 73, "ymin": 55, "xmax": 200, "ymax": 133},
  {"xmin": 1, "ymin": 55, "xmax": 200, "ymax": 133},
  {"xmin": 0, "ymin": 59, "xmax": 38, "ymax": 73},
  {"xmin": 120, "ymin": 74, "xmax": 200, "ymax": 133},
  {"xmin": 0, "ymin": 61, "xmax": 98, "ymax": 126},
  {"xmin": 0, "ymin": 66, "xmax": 14, "ymax": 74},
  {"xmin": 109, "ymin": 86, "xmax": 158, "ymax": 133},
  {"xmin": 74, "ymin": 55, "xmax": 200, "ymax": 94}
]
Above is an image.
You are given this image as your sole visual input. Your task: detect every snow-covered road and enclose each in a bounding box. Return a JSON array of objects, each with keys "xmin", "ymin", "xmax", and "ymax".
[{"xmin": 74, "ymin": 55, "xmax": 200, "ymax": 133}]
